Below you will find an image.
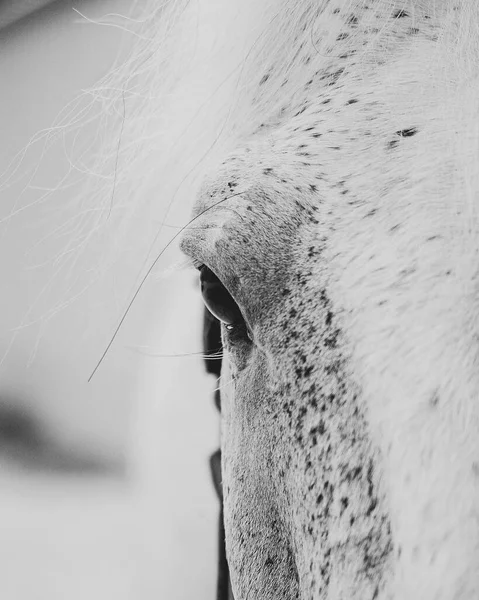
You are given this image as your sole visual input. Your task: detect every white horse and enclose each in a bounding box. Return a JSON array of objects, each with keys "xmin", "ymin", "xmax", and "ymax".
[
  {"xmin": 176, "ymin": 1, "xmax": 479, "ymax": 598},
  {"xmin": 11, "ymin": 0, "xmax": 477, "ymax": 598}
]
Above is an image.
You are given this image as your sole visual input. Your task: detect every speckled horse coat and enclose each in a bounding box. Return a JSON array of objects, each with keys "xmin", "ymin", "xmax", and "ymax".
[{"xmin": 180, "ymin": 1, "xmax": 479, "ymax": 598}]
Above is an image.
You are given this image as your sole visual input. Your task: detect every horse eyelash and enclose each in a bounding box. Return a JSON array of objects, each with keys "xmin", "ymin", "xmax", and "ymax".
[
  {"xmin": 126, "ymin": 346, "xmax": 223, "ymax": 360},
  {"xmin": 191, "ymin": 257, "xmax": 204, "ymax": 271}
]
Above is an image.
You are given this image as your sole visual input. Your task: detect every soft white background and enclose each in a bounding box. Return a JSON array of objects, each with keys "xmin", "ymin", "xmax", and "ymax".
[{"xmin": 0, "ymin": 2, "xmax": 219, "ymax": 598}]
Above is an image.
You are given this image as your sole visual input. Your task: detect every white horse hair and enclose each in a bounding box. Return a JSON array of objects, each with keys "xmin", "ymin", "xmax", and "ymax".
[{"xmin": 15, "ymin": 1, "xmax": 479, "ymax": 598}]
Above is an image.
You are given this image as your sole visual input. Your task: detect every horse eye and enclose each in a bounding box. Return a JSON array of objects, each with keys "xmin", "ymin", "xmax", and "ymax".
[{"xmin": 199, "ymin": 265, "xmax": 243, "ymax": 326}]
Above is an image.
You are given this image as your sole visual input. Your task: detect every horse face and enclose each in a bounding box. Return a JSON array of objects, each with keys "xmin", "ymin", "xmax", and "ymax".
[
  {"xmin": 181, "ymin": 1, "xmax": 479, "ymax": 598},
  {"xmin": 182, "ymin": 141, "xmax": 393, "ymax": 598}
]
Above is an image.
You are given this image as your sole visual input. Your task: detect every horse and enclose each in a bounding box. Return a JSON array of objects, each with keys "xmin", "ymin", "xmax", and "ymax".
[
  {"xmin": 8, "ymin": 0, "xmax": 477, "ymax": 597},
  {"xmin": 174, "ymin": 0, "xmax": 479, "ymax": 598}
]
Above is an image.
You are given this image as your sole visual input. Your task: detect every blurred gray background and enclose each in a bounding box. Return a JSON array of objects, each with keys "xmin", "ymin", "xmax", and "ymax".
[{"xmin": 0, "ymin": 1, "xmax": 219, "ymax": 598}]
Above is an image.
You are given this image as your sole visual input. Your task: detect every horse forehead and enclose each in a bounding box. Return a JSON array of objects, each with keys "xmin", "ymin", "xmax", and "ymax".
[{"xmin": 190, "ymin": 21, "xmax": 448, "ymax": 231}]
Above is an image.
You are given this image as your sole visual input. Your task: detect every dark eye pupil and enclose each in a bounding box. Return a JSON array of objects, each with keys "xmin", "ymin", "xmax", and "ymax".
[{"xmin": 199, "ymin": 266, "xmax": 243, "ymax": 326}]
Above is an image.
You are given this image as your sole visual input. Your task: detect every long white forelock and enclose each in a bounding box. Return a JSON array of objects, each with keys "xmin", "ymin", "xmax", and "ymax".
[{"xmin": 0, "ymin": 1, "xmax": 195, "ymax": 360}]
